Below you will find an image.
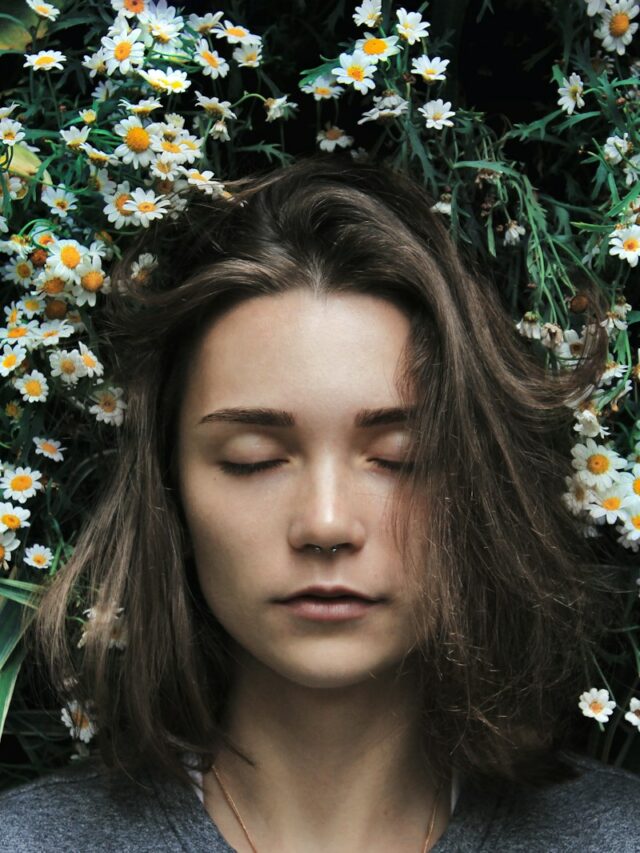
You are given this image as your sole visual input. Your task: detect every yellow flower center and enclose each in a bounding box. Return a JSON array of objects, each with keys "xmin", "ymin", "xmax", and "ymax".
[
  {"xmin": 35, "ymin": 4, "xmax": 51, "ymax": 13},
  {"xmin": 623, "ymin": 237, "xmax": 639, "ymax": 252},
  {"xmin": 61, "ymin": 357, "xmax": 76, "ymax": 374},
  {"xmin": 137, "ymin": 201, "xmax": 156, "ymax": 213},
  {"xmin": 0, "ymin": 545, "xmax": 4, "ymax": 560},
  {"xmin": 41, "ymin": 441, "xmax": 58, "ymax": 455},
  {"xmin": 100, "ymin": 395, "xmax": 116, "ymax": 412},
  {"xmin": 202, "ymin": 50, "xmax": 219, "ymax": 67},
  {"xmin": 325, "ymin": 127, "xmax": 343, "ymax": 140},
  {"xmin": 3, "ymin": 131, "xmax": 16, "ymax": 141},
  {"xmin": 190, "ymin": 172, "xmax": 207, "ymax": 181},
  {"xmin": 631, "ymin": 514, "xmax": 640, "ymax": 530},
  {"xmin": 347, "ymin": 64, "xmax": 365, "ymax": 81},
  {"xmin": 8, "ymin": 327, "xmax": 26, "ymax": 339},
  {"xmin": 125, "ymin": 0, "xmax": 145, "ymax": 11},
  {"xmin": 82, "ymin": 353, "xmax": 97, "ymax": 368},
  {"xmin": 24, "ymin": 379, "xmax": 42, "ymax": 396},
  {"xmin": 1, "ymin": 512, "xmax": 20, "ymax": 529},
  {"xmin": 160, "ymin": 140, "xmax": 181, "ymax": 153},
  {"xmin": 315, "ymin": 86, "xmax": 331, "ymax": 96},
  {"xmin": 43, "ymin": 276, "xmax": 65, "ymax": 294},
  {"xmin": 81, "ymin": 270, "xmax": 104, "ymax": 291},
  {"xmin": 3, "ymin": 354, "xmax": 17, "ymax": 368},
  {"xmin": 587, "ymin": 453, "xmax": 609, "ymax": 474},
  {"xmin": 24, "ymin": 299, "xmax": 39, "ymax": 311},
  {"xmin": 60, "ymin": 245, "xmax": 81, "ymax": 268},
  {"xmin": 55, "ymin": 200, "xmax": 69, "ymax": 210},
  {"xmin": 32, "ymin": 553, "xmax": 47, "ymax": 566},
  {"xmin": 87, "ymin": 150, "xmax": 110, "ymax": 163},
  {"xmin": 34, "ymin": 55, "xmax": 56, "ymax": 67},
  {"xmin": 115, "ymin": 41, "xmax": 132, "ymax": 61},
  {"xmin": 363, "ymin": 37, "xmax": 387, "ymax": 55},
  {"xmin": 6, "ymin": 402, "xmax": 20, "ymax": 417},
  {"xmin": 610, "ymin": 12, "xmax": 630, "ymax": 37},
  {"xmin": 633, "ymin": 477, "xmax": 640, "ymax": 496},
  {"xmin": 125, "ymin": 126, "xmax": 150, "ymax": 152},
  {"xmin": 227, "ymin": 26, "xmax": 247, "ymax": 37},
  {"xmin": 11, "ymin": 474, "xmax": 32, "ymax": 491},
  {"xmin": 589, "ymin": 701, "xmax": 604, "ymax": 714},
  {"xmin": 602, "ymin": 496, "xmax": 621, "ymax": 511},
  {"xmin": 115, "ymin": 193, "xmax": 133, "ymax": 215},
  {"xmin": 16, "ymin": 262, "xmax": 31, "ymax": 278}
]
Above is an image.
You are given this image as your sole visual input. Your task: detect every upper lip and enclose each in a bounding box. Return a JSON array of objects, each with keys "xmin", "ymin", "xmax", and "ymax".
[{"xmin": 278, "ymin": 585, "xmax": 382, "ymax": 603}]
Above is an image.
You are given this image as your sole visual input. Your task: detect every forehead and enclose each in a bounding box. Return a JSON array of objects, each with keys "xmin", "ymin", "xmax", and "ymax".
[{"xmin": 181, "ymin": 290, "xmax": 413, "ymax": 423}]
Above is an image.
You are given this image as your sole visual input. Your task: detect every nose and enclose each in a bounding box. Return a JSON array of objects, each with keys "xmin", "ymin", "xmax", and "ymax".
[{"xmin": 287, "ymin": 457, "xmax": 367, "ymax": 556}]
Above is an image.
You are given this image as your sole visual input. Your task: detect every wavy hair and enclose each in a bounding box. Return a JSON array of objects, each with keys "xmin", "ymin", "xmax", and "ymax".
[{"xmin": 27, "ymin": 153, "xmax": 621, "ymax": 793}]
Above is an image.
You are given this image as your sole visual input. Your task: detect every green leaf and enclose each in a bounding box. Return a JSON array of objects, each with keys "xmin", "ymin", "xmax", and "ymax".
[
  {"xmin": 0, "ymin": 578, "xmax": 43, "ymax": 609},
  {"xmin": 452, "ymin": 159, "xmax": 521, "ymax": 178},
  {"xmin": 0, "ymin": 597, "xmax": 33, "ymax": 670},
  {"xmin": 0, "ymin": 641, "xmax": 26, "ymax": 742}
]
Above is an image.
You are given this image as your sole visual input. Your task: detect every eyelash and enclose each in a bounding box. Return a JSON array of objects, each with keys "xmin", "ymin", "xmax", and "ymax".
[{"xmin": 218, "ymin": 459, "xmax": 415, "ymax": 477}]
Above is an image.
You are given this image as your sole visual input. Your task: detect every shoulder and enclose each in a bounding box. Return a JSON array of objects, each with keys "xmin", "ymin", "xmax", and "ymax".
[
  {"xmin": 486, "ymin": 751, "xmax": 640, "ymax": 852},
  {"xmin": 0, "ymin": 758, "xmax": 170, "ymax": 852}
]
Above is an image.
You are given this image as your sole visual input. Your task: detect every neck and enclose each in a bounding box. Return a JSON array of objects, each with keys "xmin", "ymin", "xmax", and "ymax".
[{"xmin": 204, "ymin": 652, "xmax": 450, "ymax": 853}]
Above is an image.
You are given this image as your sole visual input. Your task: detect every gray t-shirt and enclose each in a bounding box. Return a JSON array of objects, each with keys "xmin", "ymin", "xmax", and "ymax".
[{"xmin": 0, "ymin": 750, "xmax": 639, "ymax": 851}]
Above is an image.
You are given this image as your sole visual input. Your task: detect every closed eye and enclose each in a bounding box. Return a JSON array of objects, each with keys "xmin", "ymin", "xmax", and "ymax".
[{"xmin": 218, "ymin": 459, "xmax": 415, "ymax": 477}]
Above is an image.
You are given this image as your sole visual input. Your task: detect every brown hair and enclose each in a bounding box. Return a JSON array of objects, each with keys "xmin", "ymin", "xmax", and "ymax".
[{"xmin": 28, "ymin": 153, "xmax": 620, "ymax": 794}]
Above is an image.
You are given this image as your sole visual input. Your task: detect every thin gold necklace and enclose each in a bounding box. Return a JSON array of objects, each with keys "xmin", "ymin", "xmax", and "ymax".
[{"xmin": 211, "ymin": 764, "xmax": 443, "ymax": 853}]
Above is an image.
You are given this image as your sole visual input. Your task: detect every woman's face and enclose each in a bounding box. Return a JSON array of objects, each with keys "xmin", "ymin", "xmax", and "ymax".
[{"xmin": 176, "ymin": 289, "xmax": 419, "ymax": 690}]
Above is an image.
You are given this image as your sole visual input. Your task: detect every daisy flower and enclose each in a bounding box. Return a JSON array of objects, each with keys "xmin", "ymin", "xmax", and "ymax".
[
  {"xmin": 571, "ymin": 438, "xmax": 627, "ymax": 489},
  {"xmin": 88, "ymin": 167, "xmax": 116, "ymax": 197},
  {"xmin": 396, "ymin": 7, "xmax": 431, "ymax": 44},
  {"xmin": 209, "ymin": 120, "xmax": 230, "ymax": 142},
  {"xmin": 515, "ymin": 311, "xmax": 542, "ymax": 339},
  {"xmin": 357, "ymin": 91, "xmax": 409, "ymax": 123},
  {"xmin": 82, "ymin": 49, "xmax": 107, "ymax": 78},
  {"xmin": 138, "ymin": 66, "xmax": 191, "ymax": 93},
  {"xmin": 212, "ymin": 19, "xmax": 261, "ymax": 46},
  {"xmin": 20, "ymin": 295, "xmax": 46, "ymax": 318},
  {"xmin": 300, "ymin": 74, "xmax": 344, "ymax": 100},
  {"xmin": 0, "ymin": 319, "xmax": 40, "ymax": 350},
  {"xmin": 563, "ymin": 473, "xmax": 596, "ymax": 515},
  {"xmin": 411, "ymin": 56, "xmax": 450, "ymax": 84},
  {"xmin": 0, "ymin": 502, "xmax": 30, "ymax": 533},
  {"xmin": 332, "ymin": 50, "xmax": 377, "ymax": 95},
  {"xmin": 119, "ymin": 96, "xmax": 162, "ymax": 116},
  {"xmin": 23, "ymin": 50, "xmax": 66, "ymax": 72},
  {"xmin": 609, "ymin": 224, "xmax": 640, "ymax": 266},
  {"xmin": 573, "ymin": 405, "xmax": 610, "ymax": 439},
  {"xmin": 625, "ymin": 697, "xmax": 640, "ymax": 728},
  {"xmin": 111, "ymin": 0, "xmax": 149, "ymax": 18},
  {"xmin": 59, "ymin": 126, "xmax": 91, "ymax": 151},
  {"xmin": 187, "ymin": 12, "xmax": 224, "ymax": 36},
  {"xmin": 25, "ymin": 543, "xmax": 54, "ymax": 570},
  {"xmin": 264, "ymin": 95, "xmax": 298, "ymax": 122},
  {"xmin": 586, "ymin": 478, "xmax": 635, "ymax": 524},
  {"xmin": 138, "ymin": 0, "xmax": 185, "ymax": 49},
  {"xmin": 557, "ymin": 73, "xmax": 585, "ymax": 114},
  {"xmin": 418, "ymin": 99, "xmax": 456, "ymax": 129},
  {"xmin": 72, "ymin": 258, "xmax": 110, "ymax": 306},
  {"xmin": 101, "ymin": 23, "xmax": 145, "ymax": 76},
  {"xmin": 2, "ymin": 256, "xmax": 34, "ymax": 286},
  {"xmin": 594, "ymin": 0, "xmax": 640, "ymax": 54},
  {"xmin": 353, "ymin": 0, "xmax": 382, "ymax": 28},
  {"xmin": 150, "ymin": 155, "xmax": 181, "ymax": 181},
  {"xmin": 504, "ymin": 220, "xmax": 526, "ymax": 246},
  {"xmin": 88, "ymin": 386, "xmax": 127, "ymax": 426},
  {"xmin": 0, "ymin": 466, "xmax": 44, "ymax": 504},
  {"xmin": 103, "ymin": 180, "xmax": 138, "ymax": 229},
  {"xmin": 15, "ymin": 369, "xmax": 49, "ymax": 403},
  {"xmin": 0, "ymin": 118, "xmax": 25, "ymax": 146},
  {"xmin": 37, "ymin": 319, "xmax": 74, "ymax": 347},
  {"xmin": 33, "ymin": 437, "xmax": 66, "ymax": 462},
  {"xmin": 47, "ymin": 239, "xmax": 88, "ymax": 283},
  {"xmin": 603, "ymin": 132, "xmax": 631, "ymax": 164},
  {"xmin": 193, "ymin": 40, "xmax": 229, "ymax": 78},
  {"xmin": 41, "ymin": 185, "xmax": 78, "ymax": 219},
  {"xmin": 0, "ymin": 531, "xmax": 20, "ymax": 570},
  {"xmin": 130, "ymin": 252, "xmax": 157, "ymax": 284},
  {"xmin": 76, "ymin": 342, "xmax": 104, "ymax": 379},
  {"xmin": 354, "ymin": 32, "xmax": 400, "ymax": 63},
  {"xmin": 0, "ymin": 344, "xmax": 26, "ymax": 377},
  {"xmin": 60, "ymin": 700, "xmax": 98, "ymax": 743},
  {"xmin": 232, "ymin": 43, "xmax": 263, "ymax": 67},
  {"xmin": 317, "ymin": 124, "xmax": 354, "ymax": 152},
  {"xmin": 122, "ymin": 187, "xmax": 170, "ymax": 227},
  {"xmin": 0, "ymin": 103, "xmax": 19, "ymax": 119},
  {"xmin": 26, "ymin": 1, "xmax": 60, "ymax": 20},
  {"xmin": 113, "ymin": 116, "xmax": 159, "ymax": 168},
  {"xmin": 91, "ymin": 79, "xmax": 117, "ymax": 102},
  {"xmin": 180, "ymin": 168, "xmax": 224, "ymax": 196},
  {"xmin": 579, "ymin": 687, "xmax": 616, "ymax": 722},
  {"xmin": 49, "ymin": 349, "xmax": 87, "ymax": 385},
  {"xmin": 616, "ymin": 502, "xmax": 640, "ymax": 550}
]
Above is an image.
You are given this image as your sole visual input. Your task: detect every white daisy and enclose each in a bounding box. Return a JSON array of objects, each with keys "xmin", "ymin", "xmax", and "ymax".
[
  {"xmin": 353, "ymin": 0, "xmax": 382, "ymax": 28},
  {"xmin": 138, "ymin": 0, "xmax": 184, "ymax": 52},
  {"xmin": 36, "ymin": 319, "xmax": 75, "ymax": 347},
  {"xmin": 0, "ymin": 319, "xmax": 41, "ymax": 350},
  {"xmin": 558, "ymin": 73, "xmax": 585, "ymax": 114},
  {"xmin": 76, "ymin": 341, "xmax": 104, "ymax": 378},
  {"xmin": 354, "ymin": 32, "xmax": 400, "ymax": 63},
  {"xmin": 212, "ymin": 19, "xmax": 261, "ymax": 46},
  {"xmin": 578, "ymin": 687, "xmax": 616, "ymax": 722},
  {"xmin": 316, "ymin": 124, "xmax": 354, "ymax": 152},
  {"xmin": 26, "ymin": 1, "xmax": 61, "ymax": 20},
  {"xmin": 193, "ymin": 92, "xmax": 237, "ymax": 119},
  {"xmin": 232, "ymin": 43, "xmax": 262, "ymax": 67},
  {"xmin": 300, "ymin": 74, "xmax": 344, "ymax": 100},
  {"xmin": 571, "ymin": 438, "xmax": 627, "ymax": 489},
  {"xmin": 24, "ymin": 543, "xmax": 54, "ymax": 570},
  {"xmin": 60, "ymin": 700, "xmax": 98, "ymax": 743},
  {"xmin": 264, "ymin": 95, "xmax": 298, "ymax": 122},
  {"xmin": 193, "ymin": 40, "xmax": 229, "ymax": 78},
  {"xmin": 609, "ymin": 224, "xmax": 640, "ymax": 266},
  {"xmin": 41, "ymin": 185, "xmax": 78, "ymax": 219},
  {"xmin": 88, "ymin": 386, "xmax": 127, "ymax": 426},
  {"xmin": 113, "ymin": 116, "xmax": 159, "ymax": 168},
  {"xmin": 0, "ymin": 465, "xmax": 44, "ymax": 504},
  {"xmin": 504, "ymin": 220, "xmax": 526, "ymax": 246},
  {"xmin": 573, "ymin": 405, "xmax": 610, "ymax": 439},
  {"xmin": 119, "ymin": 96, "xmax": 162, "ymax": 116},
  {"xmin": 123, "ymin": 187, "xmax": 171, "ymax": 227},
  {"xmin": 15, "ymin": 369, "xmax": 49, "ymax": 403},
  {"xmin": 209, "ymin": 120, "xmax": 230, "ymax": 142},
  {"xmin": 332, "ymin": 50, "xmax": 377, "ymax": 95},
  {"xmin": 0, "ymin": 344, "xmax": 26, "ymax": 377},
  {"xmin": 0, "ymin": 103, "xmax": 19, "ymax": 119},
  {"xmin": 515, "ymin": 311, "xmax": 542, "ymax": 340},
  {"xmin": 2, "ymin": 256, "xmax": 34, "ymax": 286},
  {"xmin": 23, "ymin": 50, "xmax": 66, "ymax": 72},
  {"xmin": 180, "ymin": 168, "xmax": 224, "ymax": 196},
  {"xmin": 419, "ymin": 98, "xmax": 456, "ymax": 129},
  {"xmin": 594, "ymin": 0, "xmax": 640, "ymax": 54},
  {"xmin": 586, "ymin": 478, "xmax": 635, "ymax": 524},
  {"xmin": 395, "ymin": 7, "xmax": 430, "ymax": 44},
  {"xmin": 130, "ymin": 252, "xmax": 157, "ymax": 284},
  {"xmin": 0, "ymin": 530, "xmax": 20, "ymax": 569},
  {"xmin": 49, "ymin": 349, "xmax": 87, "ymax": 385},
  {"xmin": 101, "ymin": 23, "xmax": 145, "ymax": 76},
  {"xmin": 357, "ymin": 91, "xmax": 409, "ymax": 123},
  {"xmin": 111, "ymin": 0, "xmax": 150, "ymax": 18},
  {"xmin": 72, "ymin": 258, "xmax": 110, "ymax": 307},
  {"xmin": 33, "ymin": 436, "xmax": 65, "ymax": 461},
  {"xmin": 411, "ymin": 56, "xmax": 449, "ymax": 84},
  {"xmin": 625, "ymin": 697, "xmax": 640, "ymax": 728},
  {"xmin": 616, "ymin": 502, "xmax": 640, "ymax": 550},
  {"xmin": 103, "ymin": 180, "xmax": 138, "ymax": 229},
  {"xmin": 603, "ymin": 132, "xmax": 631, "ymax": 164},
  {"xmin": 562, "ymin": 473, "xmax": 597, "ymax": 515},
  {"xmin": 0, "ymin": 118, "xmax": 25, "ymax": 146},
  {"xmin": 187, "ymin": 12, "xmax": 224, "ymax": 36},
  {"xmin": 47, "ymin": 239, "xmax": 88, "ymax": 283},
  {"xmin": 585, "ymin": 0, "xmax": 607, "ymax": 15},
  {"xmin": 0, "ymin": 502, "xmax": 30, "ymax": 533}
]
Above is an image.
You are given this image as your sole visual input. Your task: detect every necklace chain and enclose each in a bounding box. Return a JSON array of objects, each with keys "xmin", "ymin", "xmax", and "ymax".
[{"xmin": 211, "ymin": 764, "xmax": 442, "ymax": 853}]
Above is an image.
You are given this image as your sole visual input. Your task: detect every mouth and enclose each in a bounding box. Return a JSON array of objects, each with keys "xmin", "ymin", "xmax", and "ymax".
[{"xmin": 277, "ymin": 594, "xmax": 383, "ymax": 621}]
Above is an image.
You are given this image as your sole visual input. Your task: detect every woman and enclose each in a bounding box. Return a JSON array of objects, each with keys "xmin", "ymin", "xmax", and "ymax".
[{"xmin": 1, "ymin": 155, "xmax": 639, "ymax": 851}]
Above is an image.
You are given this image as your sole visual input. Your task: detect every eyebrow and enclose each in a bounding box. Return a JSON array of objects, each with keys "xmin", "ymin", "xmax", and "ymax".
[{"xmin": 197, "ymin": 406, "xmax": 416, "ymax": 429}]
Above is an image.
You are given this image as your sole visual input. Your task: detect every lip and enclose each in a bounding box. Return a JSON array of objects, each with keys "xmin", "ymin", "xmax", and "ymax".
[
  {"xmin": 277, "ymin": 585, "xmax": 381, "ymax": 603},
  {"xmin": 278, "ymin": 596, "xmax": 381, "ymax": 621}
]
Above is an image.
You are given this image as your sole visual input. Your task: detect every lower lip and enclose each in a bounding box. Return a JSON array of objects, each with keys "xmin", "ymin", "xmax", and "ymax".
[{"xmin": 279, "ymin": 597, "xmax": 380, "ymax": 621}]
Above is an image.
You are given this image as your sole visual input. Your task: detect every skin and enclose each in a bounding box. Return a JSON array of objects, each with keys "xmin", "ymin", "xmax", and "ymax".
[{"xmin": 176, "ymin": 289, "xmax": 450, "ymax": 852}]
